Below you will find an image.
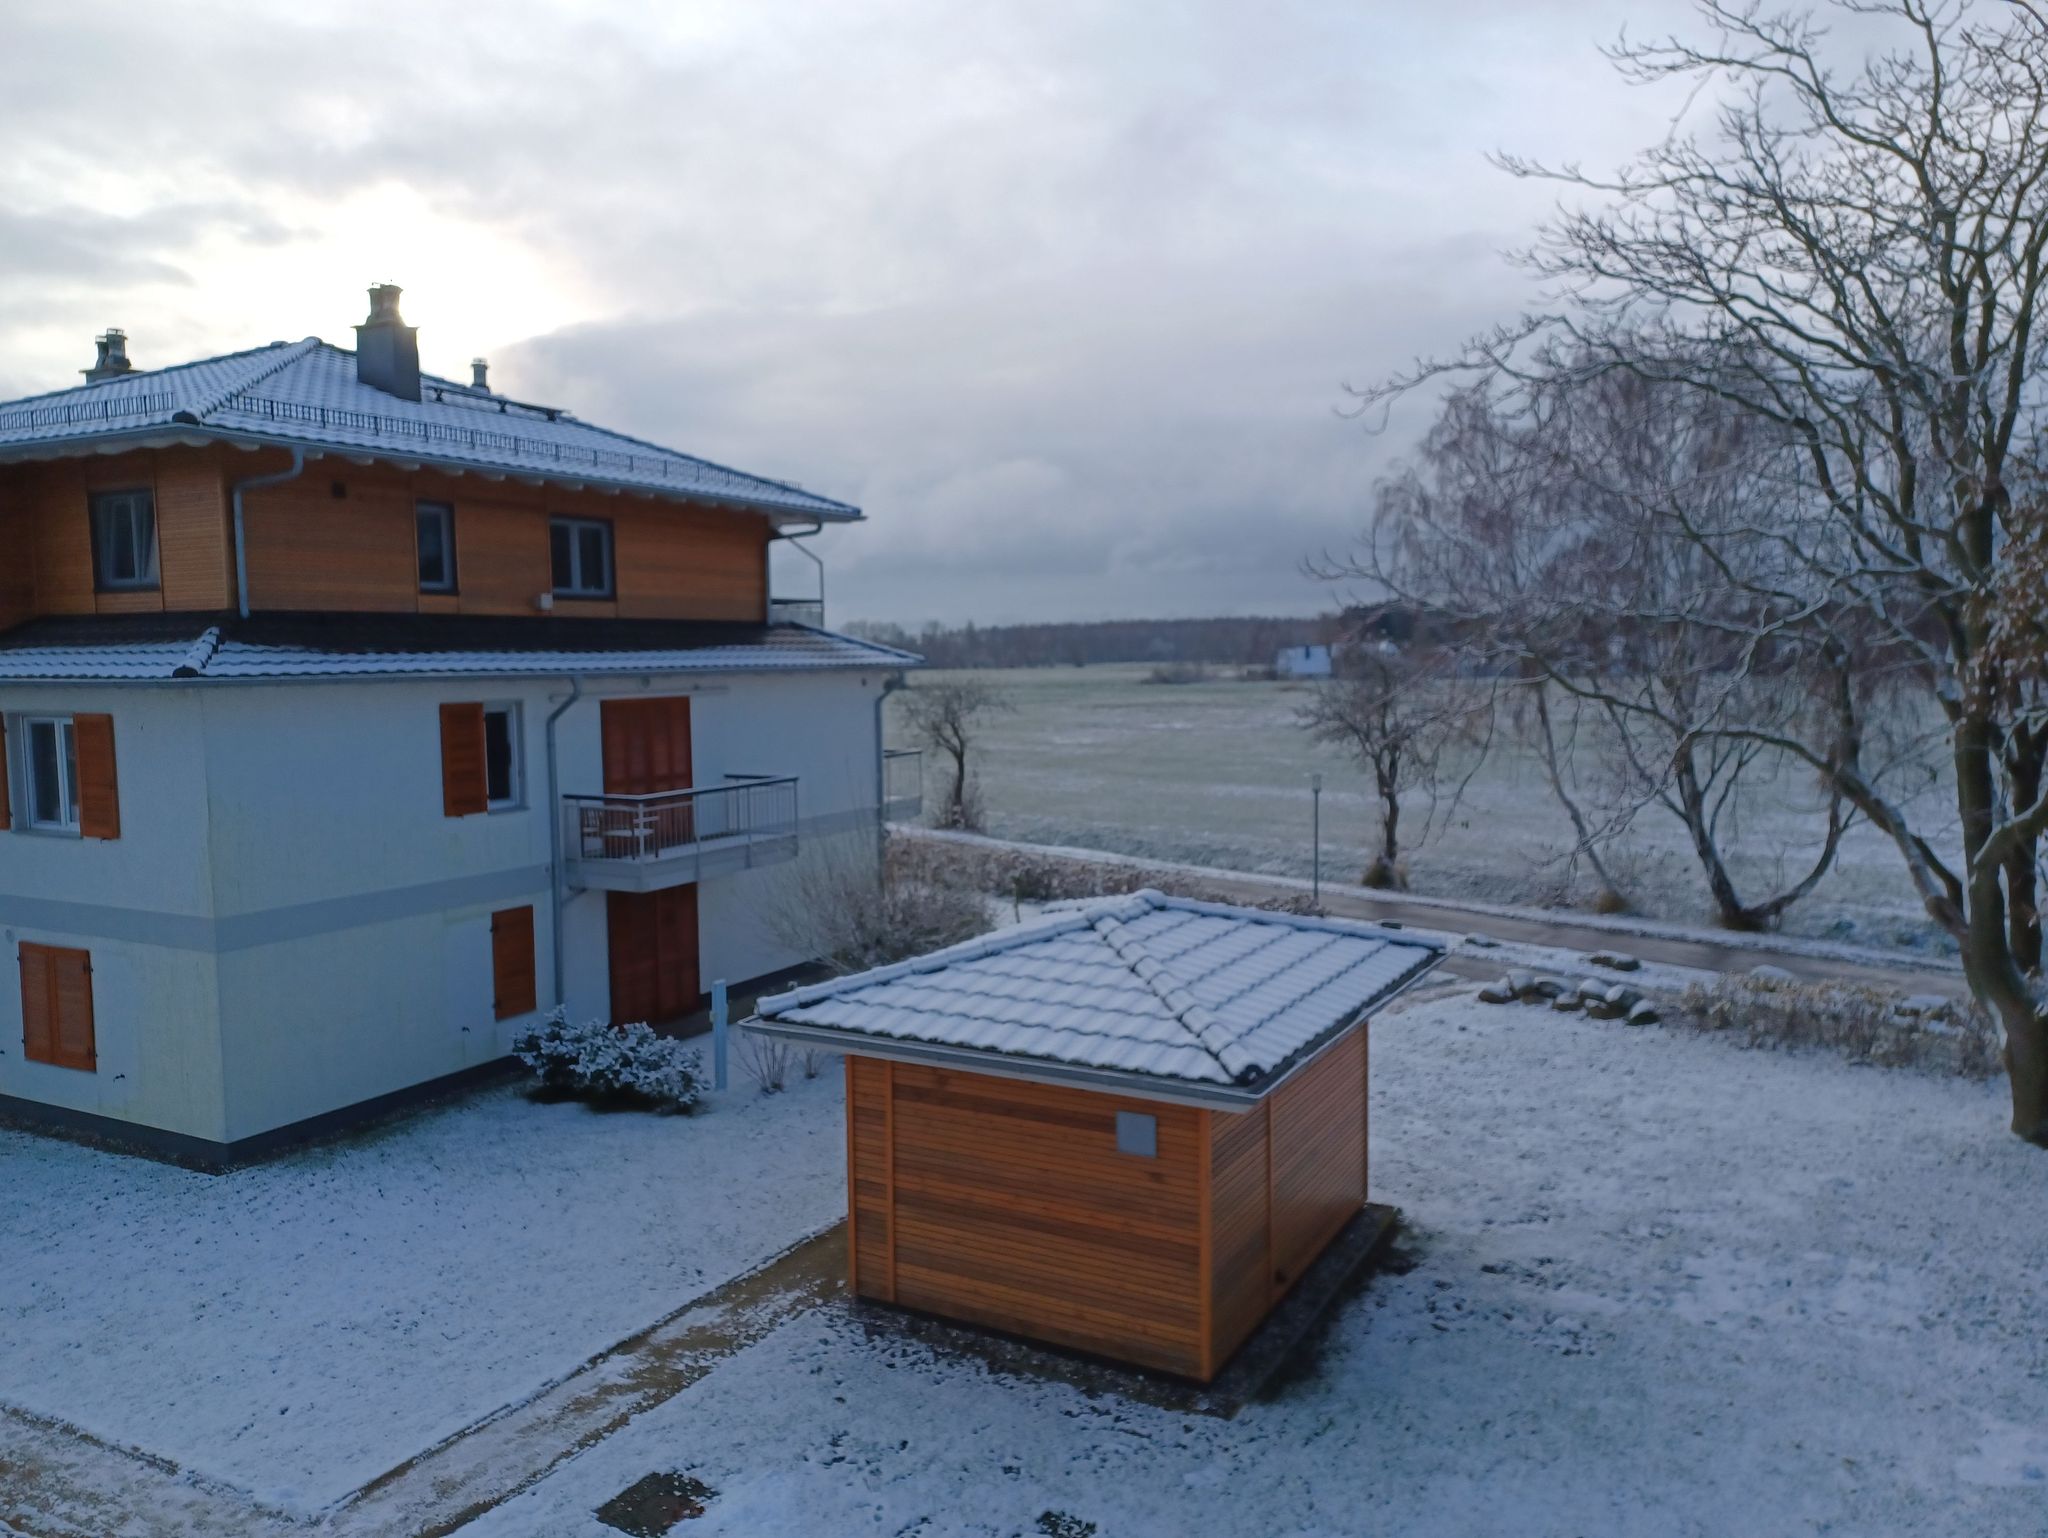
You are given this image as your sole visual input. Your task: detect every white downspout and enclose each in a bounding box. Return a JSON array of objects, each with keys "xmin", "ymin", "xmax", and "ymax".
[
  {"xmin": 230, "ymin": 449, "xmax": 306, "ymax": 618},
  {"xmin": 545, "ymin": 678, "xmax": 584, "ymax": 1008},
  {"xmin": 874, "ymin": 670, "xmax": 906, "ymax": 886}
]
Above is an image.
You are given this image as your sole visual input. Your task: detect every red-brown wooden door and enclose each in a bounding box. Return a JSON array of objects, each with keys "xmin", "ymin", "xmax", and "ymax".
[
  {"xmin": 602, "ymin": 697, "xmax": 694, "ymax": 855},
  {"xmin": 603, "ymin": 697, "xmax": 701, "ymax": 1025},
  {"xmin": 606, "ymin": 886, "xmax": 700, "ymax": 1026}
]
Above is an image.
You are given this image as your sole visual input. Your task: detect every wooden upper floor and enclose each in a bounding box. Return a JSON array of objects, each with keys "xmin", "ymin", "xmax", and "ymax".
[{"xmin": 0, "ymin": 443, "xmax": 773, "ymax": 633}]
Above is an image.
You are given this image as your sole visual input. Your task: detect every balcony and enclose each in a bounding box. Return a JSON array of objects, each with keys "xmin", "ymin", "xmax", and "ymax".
[
  {"xmin": 883, "ymin": 748, "xmax": 923, "ymax": 821},
  {"xmin": 561, "ymin": 775, "xmax": 799, "ymax": 893},
  {"xmin": 768, "ymin": 597, "xmax": 825, "ymax": 628}
]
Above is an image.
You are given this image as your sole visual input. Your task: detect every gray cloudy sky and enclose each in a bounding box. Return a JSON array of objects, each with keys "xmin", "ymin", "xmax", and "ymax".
[{"xmin": 1, "ymin": 0, "xmax": 1698, "ymax": 627}]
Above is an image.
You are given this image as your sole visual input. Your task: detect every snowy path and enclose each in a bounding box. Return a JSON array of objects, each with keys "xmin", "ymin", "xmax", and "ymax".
[{"xmin": 467, "ymin": 988, "xmax": 2044, "ymax": 1538}]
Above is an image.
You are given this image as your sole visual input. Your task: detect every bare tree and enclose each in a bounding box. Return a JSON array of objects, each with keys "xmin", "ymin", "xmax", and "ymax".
[
  {"xmin": 1360, "ymin": 366, "xmax": 1872, "ymax": 931},
  {"xmin": 899, "ymin": 678, "xmax": 1014, "ymax": 831},
  {"xmin": 1355, "ymin": 0, "xmax": 2048, "ymax": 1142},
  {"xmin": 1298, "ymin": 644, "xmax": 1477, "ymax": 888}
]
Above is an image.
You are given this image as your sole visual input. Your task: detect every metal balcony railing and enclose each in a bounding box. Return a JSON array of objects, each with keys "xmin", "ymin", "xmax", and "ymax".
[
  {"xmin": 768, "ymin": 597, "xmax": 825, "ymax": 628},
  {"xmin": 883, "ymin": 748, "xmax": 923, "ymax": 820},
  {"xmin": 561, "ymin": 774, "xmax": 800, "ymax": 891}
]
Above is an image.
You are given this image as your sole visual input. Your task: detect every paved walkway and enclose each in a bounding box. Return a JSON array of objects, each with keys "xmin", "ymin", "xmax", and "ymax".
[
  {"xmin": 901, "ymin": 828, "xmax": 1971, "ymax": 999},
  {"xmin": 0, "ymin": 1228, "xmax": 846, "ymax": 1538}
]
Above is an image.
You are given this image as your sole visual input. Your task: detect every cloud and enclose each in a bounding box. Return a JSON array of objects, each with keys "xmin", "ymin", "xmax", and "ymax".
[{"xmin": 0, "ymin": 0, "xmax": 1704, "ymax": 620}]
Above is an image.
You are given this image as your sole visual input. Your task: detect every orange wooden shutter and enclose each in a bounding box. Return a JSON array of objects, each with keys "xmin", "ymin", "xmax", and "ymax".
[
  {"xmin": 440, "ymin": 703, "xmax": 487, "ymax": 817},
  {"xmin": 74, "ymin": 714, "xmax": 119, "ymax": 840},
  {"xmin": 0, "ymin": 716, "xmax": 11, "ymax": 830},
  {"xmin": 51, "ymin": 948, "xmax": 96, "ymax": 1071},
  {"xmin": 491, "ymin": 905, "xmax": 537, "ymax": 1020},
  {"xmin": 18, "ymin": 944, "xmax": 54, "ymax": 1065},
  {"xmin": 19, "ymin": 942, "xmax": 93, "ymax": 1071}
]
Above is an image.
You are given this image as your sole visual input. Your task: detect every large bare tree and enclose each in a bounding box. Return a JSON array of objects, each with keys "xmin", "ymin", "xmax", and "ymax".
[
  {"xmin": 1356, "ymin": 0, "xmax": 2048, "ymax": 1142},
  {"xmin": 1360, "ymin": 366, "xmax": 1876, "ymax": 932}
]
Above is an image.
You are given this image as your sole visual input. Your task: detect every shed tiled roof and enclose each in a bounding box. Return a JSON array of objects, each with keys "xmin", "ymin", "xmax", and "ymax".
[
  {"xmin": 0, "ymin": 613, "xmax": 918, "ymax": 683},
  {"xmin": 0, "ymin": 339, "xmax": 858, "ymax": 521},
  {"xmin": 755, "ymin": 891, "xmax": 1441, "ymax": 1099}
]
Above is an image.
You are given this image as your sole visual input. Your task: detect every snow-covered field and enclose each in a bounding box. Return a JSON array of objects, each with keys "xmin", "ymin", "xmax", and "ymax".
[
  {"xmin": 0, "ymin": 1070, "xmax": 846, "ymax": 1514},
  {"xmin": 893, "ymin": 666, "xmax": 1959, "ymax": 956},
  {"xmin": 469, "ymin": 989, "xmax": 2043, "ymax": 1537}
]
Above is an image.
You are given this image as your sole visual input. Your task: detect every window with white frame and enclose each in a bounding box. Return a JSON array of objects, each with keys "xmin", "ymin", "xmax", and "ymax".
[
  {"xmin": 22, "ymin": 717, "xmax": 80, "ymax": 832},
  {"xmin": 549, "ymin": 516, "xmax": 613, "ymax": 598},
  {"xmin": 90, "ymin": 489, "xmax": 159, "ymax": 591},
  {"xmin": 482, "ymin": 704, "xmax": 522, "ymax": 810},
  {"xmin": 416, "ymin": 501, "xmax": 456, "ymax": 592}
]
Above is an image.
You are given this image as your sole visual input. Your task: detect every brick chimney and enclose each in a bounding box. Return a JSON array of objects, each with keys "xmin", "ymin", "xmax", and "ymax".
[
  {"xmin": 471, "ymin": 357, "xmax": 490, "ymax": 391},
  {"xmin": 83, "ymin": 329, "xmax": 135, "ymax": 383},
  {"xmin": 354, "ymin": 283, "xmax": 421, "ymax": 401}
]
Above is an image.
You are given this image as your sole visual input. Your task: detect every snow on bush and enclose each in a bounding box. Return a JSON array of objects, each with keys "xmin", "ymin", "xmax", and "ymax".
[
  {"xmin": 512, "ymin": 1010, "xmax": 706, "ymax": 1113},
  {"xmin": 1675, "ymin": 975, "xmax": 2002, "ymax": 1078}
]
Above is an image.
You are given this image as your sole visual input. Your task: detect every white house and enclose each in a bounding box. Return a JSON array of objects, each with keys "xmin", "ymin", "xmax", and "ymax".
[
  {"xmin": 1274, "ymin": 644, "xmax": 1332, "ymax": 679},
  {"xmin": 0, "ymin": 287, "xmax": 920, "ymax": 1166}
]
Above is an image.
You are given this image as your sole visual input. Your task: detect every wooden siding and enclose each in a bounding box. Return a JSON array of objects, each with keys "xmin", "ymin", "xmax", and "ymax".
[
  {"xmin": 241, "ymin": 471, "xmax": 418, "ymax": 612},
  {"xmin": 1268, "ymin": 1026, "xmax": 1368, "ymax": 1292},
  {"xmin": 846, "ymin": 1061, "xmax": 1209, "ymax": 1378},
  {"xmin": 846, "ymin": 1055, "xmax": 893, "ymax": 1297},
  {"xmin": 1207, "ymin": 1097, "xmax": 1274, "ymax": 1373},
  {"xmin": 152, "ymin": 455, "xmax": 231, "ymax": 609},
  {"xmin": 0, "ymin": 447, "xmax": 773, "ymax": 631},
  {"xmin": 844, "ymin": 1023, "xmax": 1369, "ymax": 1382},
  {"xmin": 1203, "ymin": 1021, "xmax": 1370, "ymax": 1377}
]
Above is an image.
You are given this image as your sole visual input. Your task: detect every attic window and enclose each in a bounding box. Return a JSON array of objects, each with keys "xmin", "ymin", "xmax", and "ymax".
[
  {"xmin": 89, "ymin": 489, "xmax": 158, "ymax": 591},
  {"xmin": 550, "ymin": 516, "xmax": 613, "ymax": 598},
  {"xmin": 416, "ymin": 502, "xmax": 456, "ymax": 592},
  {"xmin": 1115, "ymin": 1111, "xmax": 1158, "ymax": 1158}
]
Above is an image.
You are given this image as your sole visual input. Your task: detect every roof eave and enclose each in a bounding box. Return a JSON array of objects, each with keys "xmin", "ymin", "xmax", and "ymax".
[
  {"xmin": 0, "ymin": 424, "xmax": 864, "ymax": 524},
  {"xmin": 741, "ymin": 1016, "xmax": 1272, "ymax": 1110}
]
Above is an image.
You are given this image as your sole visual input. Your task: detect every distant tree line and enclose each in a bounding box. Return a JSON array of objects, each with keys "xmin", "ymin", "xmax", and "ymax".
[{"xmin": 844, "ymin": 614, "xmax": 1350, "ymax": 670}]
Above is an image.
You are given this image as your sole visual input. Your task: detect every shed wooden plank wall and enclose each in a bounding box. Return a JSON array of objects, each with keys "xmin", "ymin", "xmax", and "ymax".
[
  {"xmin": 845, "ymin": 1060, "xmax": 1209, "ymax": 1378},
  {"xmin": 1206, "ymin": 1023, "xmax": 1368, "ymax": 1374},
  {"xmin": 0, "ymin": 446, "xmax": 771, "ymax": 630}
]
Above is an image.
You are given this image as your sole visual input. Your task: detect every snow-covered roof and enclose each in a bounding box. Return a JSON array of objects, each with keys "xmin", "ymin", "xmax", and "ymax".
[
  {"xmin": 0, "ymin": 614, "xmax": 918, "ymax": 683},
  {"xmin": 754, "ymin": 890, "xmax": 1441, "ymax": 1105},
  {"xmin": 0, "ymin": 339, "xmax": 858, "ymax": 522}
]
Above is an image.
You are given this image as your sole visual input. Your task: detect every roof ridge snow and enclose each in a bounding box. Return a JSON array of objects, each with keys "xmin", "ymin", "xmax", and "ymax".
[
  {"xmin": 0, "ymin": 339, "xmax": 301, "ymax": 413},
  {"xmin": 171, "ymin": 625, "xmax": 225, "ymax": 679},
  {"xmin": 1087, "ymin": 906, "xmax": 1266, "ymax": 1083},
  {"xmin": 198, "ymin": 338, "xmax": 326, "ymax": 419}
]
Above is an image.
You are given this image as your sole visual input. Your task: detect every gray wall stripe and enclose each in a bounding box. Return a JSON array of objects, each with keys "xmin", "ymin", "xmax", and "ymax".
[
  {"xmin": 213, "ymin": 864, "xmax": 556, "ymax": 951},
  {"xmin": 0, "ymin": 806, "xmax": 886, "ymax": 956}
]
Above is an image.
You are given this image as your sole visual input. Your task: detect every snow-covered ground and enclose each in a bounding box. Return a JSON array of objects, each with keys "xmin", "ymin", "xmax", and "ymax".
[
  {"xmin": 469, "ymin": 989, "xmax": 2044, "ymax": 1537},
  {"xmin": 0, "ymin": 1069, "xmax": 846, "ymax": 1514},
  {"xmin": 893, "ymin": 665, "xmax": 1961, "ymax": 957}
]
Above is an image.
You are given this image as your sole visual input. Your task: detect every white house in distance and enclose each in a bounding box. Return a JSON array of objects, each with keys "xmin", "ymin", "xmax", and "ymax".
[
  {"xmin": 1274, "ymin": 644, "xmax": 1332, "ymax": 679},
  {"xmin": 0, "ymin": 286, "xmax": 921, "ymax": 1166}
]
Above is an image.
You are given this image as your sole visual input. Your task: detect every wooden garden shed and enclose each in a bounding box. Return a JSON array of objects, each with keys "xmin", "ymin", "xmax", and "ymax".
[{"xmin": 752, "ymin": 890, "xmax": 1441, "ymax": 1382}]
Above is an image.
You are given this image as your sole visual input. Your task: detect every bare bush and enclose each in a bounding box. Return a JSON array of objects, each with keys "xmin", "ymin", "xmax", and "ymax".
[
  {"xmin": 736, "ymin": 1027, "xmax": 793, "ymax": 1093},
  {"xmin": 1674, "ymin": 976, "xmax": 2002, "ymax": 1079},
  {"xmin": 767, "ymin": 835, "xmax": 991, "ymax": 978}
]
